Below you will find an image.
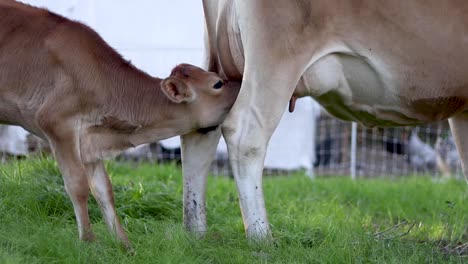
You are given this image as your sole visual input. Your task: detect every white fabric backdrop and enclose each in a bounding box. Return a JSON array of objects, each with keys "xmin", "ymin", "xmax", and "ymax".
[{"xmin": 0, "ymin": 125, "xmax": 29, "ymax": 156}]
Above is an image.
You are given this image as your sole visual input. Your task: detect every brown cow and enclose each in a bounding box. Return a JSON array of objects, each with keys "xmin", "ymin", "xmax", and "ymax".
[
  {"xmin": 181, "ymin": 0, "xmax": 468, "ymax": 241},
  {"xmin": 0, "ymin": 0, "xmax": 239, "ymax": 249}
]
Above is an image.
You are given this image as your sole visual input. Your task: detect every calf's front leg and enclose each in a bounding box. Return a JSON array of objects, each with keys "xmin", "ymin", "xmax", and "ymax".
[
  {"xmin": 85, "ymin": 161, "xmax": 131, "ymax": 249},
  {"xmin": 45, "ymin": 132, "xmax": 95, "ymax": 242},
  {"xmin": 448, "ymin": 113, "xmax": 468, "ymax": 183}
]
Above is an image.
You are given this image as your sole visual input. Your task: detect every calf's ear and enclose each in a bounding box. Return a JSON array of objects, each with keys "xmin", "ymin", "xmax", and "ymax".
[{"xmin": 161, "ymin": 77, "xmax": 196, "ymax": 103}]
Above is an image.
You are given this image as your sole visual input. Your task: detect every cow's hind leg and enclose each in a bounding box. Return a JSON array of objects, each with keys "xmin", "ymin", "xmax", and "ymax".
[
  {"xmin": 85, "ymin": 161, "xmax": 131, "ymax": 249},
  {"xmin": 181, "ymin": 128, "xmax": 222, "ymax": 235},
  {"xmin": 222, "ymin": 58, "xmax": 309, "ymax": 240},
  {"xmin": 448, "ymin": 113, "xmax": 468, "ymax": 182},
  {"xmin": 221, "ymin": 1, "xmax": 316, "ymax": 240}
]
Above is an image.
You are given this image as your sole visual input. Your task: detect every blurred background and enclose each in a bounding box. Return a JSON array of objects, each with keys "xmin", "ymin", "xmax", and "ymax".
[{"xmin": 1, "ymin": 0, "xmax": 462, "ymax": 180}]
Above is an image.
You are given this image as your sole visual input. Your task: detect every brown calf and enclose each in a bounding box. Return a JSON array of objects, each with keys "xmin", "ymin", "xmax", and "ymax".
[{"xmin": 0, "ymin": 0, "xmax": 239, "ymax": 249}]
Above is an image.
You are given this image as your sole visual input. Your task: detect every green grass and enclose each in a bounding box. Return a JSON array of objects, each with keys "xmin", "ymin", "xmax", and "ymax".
[{"xmin": 0, "ymin": 156, "xmax": 467, "ymax": 263}]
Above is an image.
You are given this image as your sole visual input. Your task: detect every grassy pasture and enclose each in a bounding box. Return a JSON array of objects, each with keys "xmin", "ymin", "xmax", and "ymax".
[{"xmin": 0, "ymin": 157, "xmax": 467, "ymax": 263}]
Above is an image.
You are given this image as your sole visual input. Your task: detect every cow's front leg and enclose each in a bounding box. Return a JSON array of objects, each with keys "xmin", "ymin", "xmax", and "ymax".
[
  {"xmin": 448, "ymin": 113, "xmax": 468, "ymax": 183},
  {"xmin": 181, "ymin": 128, "xmax": 222, "ymax": 235}
]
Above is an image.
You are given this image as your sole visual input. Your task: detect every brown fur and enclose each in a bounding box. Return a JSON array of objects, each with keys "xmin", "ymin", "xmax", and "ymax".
[
  {"xmin": 0, "ymin": 0, "xmax": 239, "ymax": 249},
  {"xmin": 187, "ymin": 0, "xmax": 468, "ymax": 240}
]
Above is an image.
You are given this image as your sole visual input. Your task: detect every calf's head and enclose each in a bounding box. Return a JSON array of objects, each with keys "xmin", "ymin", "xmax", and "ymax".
[{"xmin": 161, "ymin": 64, "xmax": 240, "ymax": 128}]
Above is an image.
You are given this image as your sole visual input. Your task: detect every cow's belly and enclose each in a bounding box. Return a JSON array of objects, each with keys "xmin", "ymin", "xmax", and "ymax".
[{"xmin": 298, "ymin": 52, "xmax": 468, "ymax": 127}]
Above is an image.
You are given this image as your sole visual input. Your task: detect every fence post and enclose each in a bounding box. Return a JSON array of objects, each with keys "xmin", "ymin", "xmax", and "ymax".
[{"xmin": 350, "ymin": 122, "xmax": 358, "ymax": 180}]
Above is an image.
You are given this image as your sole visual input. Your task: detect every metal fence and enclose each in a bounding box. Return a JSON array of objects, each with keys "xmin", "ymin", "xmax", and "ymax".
[
  {"xmin": 205, "ymin": 115, "xmax": 462, "ymax": 179},
  {"xmin": 313, "ymin": 115, "xmax": 462, "ymax": 179}
]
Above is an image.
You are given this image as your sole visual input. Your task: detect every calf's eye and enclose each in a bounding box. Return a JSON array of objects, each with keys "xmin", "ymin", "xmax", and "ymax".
[{"xmin": 213, "ymin": 80, "xmax": 224, "ymax": 89}]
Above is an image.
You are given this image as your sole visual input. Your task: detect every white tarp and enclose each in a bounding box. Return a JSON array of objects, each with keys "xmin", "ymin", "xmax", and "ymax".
[{"xmin": 0, "ymin": 126, "xmax": 29, "ymax": 156}]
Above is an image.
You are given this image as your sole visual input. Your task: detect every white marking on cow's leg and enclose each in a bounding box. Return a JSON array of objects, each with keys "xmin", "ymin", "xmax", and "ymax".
[
  {"xmin": 222, "ymin": 63, "xmax": 305, "ymax": 240},
  {"xmin": 85, "ymin": 161, "xmax": 131, "ymax": 249},
  {"xmin": 448, "ymin": 114, "xmax": 468, "ymax": 183},
  {"xmin": 181, "ymin": 128, "xmax": 222, "ymax": 236}
]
